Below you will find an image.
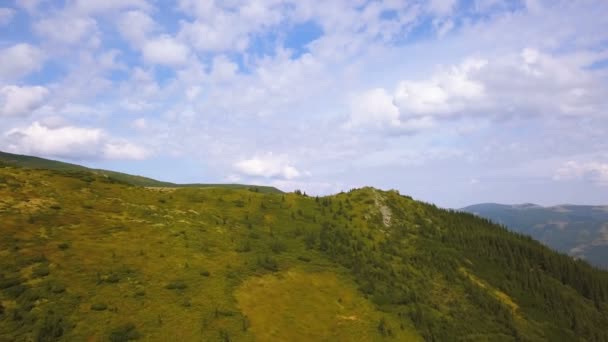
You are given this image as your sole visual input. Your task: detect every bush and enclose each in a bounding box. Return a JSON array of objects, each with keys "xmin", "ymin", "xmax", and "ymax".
[
  {"xmin": 109, "ymin": 323, "xmax": 141, "ymax": 341},
  {"xmin": 57, "ymin": 242, "xmax": 70, "ymax": 250},
  {"xmin": 32, "ymin": 265, "xmax": 50, "ymax": 278},
  {"xmin": 200, "ymin": 270, "xmax": 211, "ymax": 277},
  {"xmin": 257, "ymin": 256, "xmax": 279, "ymax": 272},
  {"xmin": 51, "ymin": 284, "xmax": 66, "ymax": 294},
  {"xmin": 105, "ymin": 274, "xmax": 120, "ymax": 283},
  {"xmin": 36, "ymin": 312, "xmax": 66, "ymax": 342},
  {"xmin": 91, "ymin": 303, "xmax": 108, "ymax": 311},
  {"xmin": 0, "ymin": 277, "xmax": 22, "ymax": 289},
  {"xmin": 270, "ymin": 239, "xmax": 287, "ymax": 254},
  {"xmin": 297, "ymin": 256, "xmax": 311, "ymax": 262}
]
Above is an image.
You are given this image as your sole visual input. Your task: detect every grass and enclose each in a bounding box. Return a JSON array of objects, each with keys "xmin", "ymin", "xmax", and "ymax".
[
  {"xmin": 236, "ymin": 269, "xmax": 420, "ymax": 341},
  {"xmin": 1, "ymin": 163, "xmax": 607, "ymax": 341},
  {"xmin": 0, "ymin": 166, "xmax": 411, "ymax": 341}
]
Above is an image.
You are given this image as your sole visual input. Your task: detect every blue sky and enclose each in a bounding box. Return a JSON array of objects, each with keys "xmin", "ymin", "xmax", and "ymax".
[{"xmin": 1, "ymin": 0, "xmax": 608, "ymax": 208}]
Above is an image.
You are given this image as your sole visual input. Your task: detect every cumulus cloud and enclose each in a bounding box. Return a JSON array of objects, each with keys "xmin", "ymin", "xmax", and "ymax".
[
  {"xmin": 71, "ymin": 0, "xmax": 150, "ymax": 15},
  {"xmin": 347, "ymin": 47, "xmax": 607, "ymax": 134},
  {"xmin": 0, "ymin": 7, "xmax": 15, "ymax": 25},
  {"xmin": 0, "ymin": 43, "xmax": 45, "ymax": 81},
  {"xmin": 345, "ymin": 88, "xmax": 435, "ymax": 133},
  {"xmin": 554, "ymin": 161, "xmax": 608, "ymax": 186},
  {"xmin": 142, "ymin": 35, "xmax": 190, "ymax": 66},
  {"xmin": 3, "ymin": 122, "xmax": 150, "ymax": 160},
  {"xmin": 103, "ymin": 141, "xmax": 149, "ymax": 160},
  {"xmin": 395, "ymin": 58, "xmax": 487, "ymax": 117},
  {"xmin": 428, "ymin": 0, "xmax": 458, "ymax": 16},
  {"xmin": 34, "ymin": 14, "xmax": 98, "ymax": 45},
  {"xmin": 117, "ymin": 10, "xmax": 156, "ymax": 46},
  {"xmin": 176, "ymin": 0, "xmax": 286, "ymax": 52},
  {"xmin": 0, "ymin": 85, "xmax": 49, "ymax": 116},
  {"xmin": 235, "ymin": 153, "xmax": 302, "ymax": 180}
]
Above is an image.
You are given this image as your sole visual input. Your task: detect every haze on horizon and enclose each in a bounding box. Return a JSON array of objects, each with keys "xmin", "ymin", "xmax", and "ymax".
[{"xmin": 1, "ymin": 0, "xmax": 607, "ymax": 208}]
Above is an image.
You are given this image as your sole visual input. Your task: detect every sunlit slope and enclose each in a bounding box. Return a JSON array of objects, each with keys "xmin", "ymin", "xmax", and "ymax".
[
  {"xmin": 0, "ymin": 151, "xmax": 282, "ymax": 193},
  {"xmin": 1, "ymin": 166, "xmax": 607, "ymax": 341}
]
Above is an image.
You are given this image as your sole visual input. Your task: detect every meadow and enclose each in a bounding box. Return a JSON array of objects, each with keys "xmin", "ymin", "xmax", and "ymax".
[{"xmin": 1, "ymin": 165, "xmax": 607, "ymax": 341}]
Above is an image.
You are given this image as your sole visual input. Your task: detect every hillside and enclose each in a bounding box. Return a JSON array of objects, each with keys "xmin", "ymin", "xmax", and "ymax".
[
  {"xmin": 1, "ymin": 166, "xmax": 608, "ymax": 341},
  {"xmin": 462, "ymin": 203, "xmax": 608, "ymax": 269},
  {"xmin": 0, "ymin": 151, "xmax": 282, "ymax": 193}
]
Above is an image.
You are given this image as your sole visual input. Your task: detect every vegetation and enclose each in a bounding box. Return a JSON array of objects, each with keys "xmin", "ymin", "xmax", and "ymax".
[
  {"xmin": 0, "ymin": 161, "xmax": 607, "ymax": 341},
  {"xmin": 462, "ymin": 203, "xmax": 608, "ymax": 269},
  {"xmin": 0, "ymin": 151, "xmax": 282, "ymax": 193}
]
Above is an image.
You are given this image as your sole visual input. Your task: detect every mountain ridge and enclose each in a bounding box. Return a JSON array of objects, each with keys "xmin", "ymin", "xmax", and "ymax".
[
  {"xmin": 0, "ymin": 150, "xmax": 283, "ymax": 193},
  {"xmin": 1, "ymin": 154, "xmax": 608, "ymax": 340},
  {"xmin": 462, "ymin": 202, "xmax": 608, "ymax": 270}
]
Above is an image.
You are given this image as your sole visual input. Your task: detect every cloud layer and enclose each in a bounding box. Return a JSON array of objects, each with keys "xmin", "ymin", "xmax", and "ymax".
[{"xmin": 0, "ymin": 0, "xmax": 607, "ymax": 206}]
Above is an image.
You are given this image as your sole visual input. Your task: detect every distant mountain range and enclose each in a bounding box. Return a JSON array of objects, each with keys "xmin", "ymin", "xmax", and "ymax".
[
  {"xmin": 0, "ymin": 151, "xmax": 282, "ymax": 193},
  {"xmin": 462, "ymin": 203, "xmax": 608, "ymax": 269}
]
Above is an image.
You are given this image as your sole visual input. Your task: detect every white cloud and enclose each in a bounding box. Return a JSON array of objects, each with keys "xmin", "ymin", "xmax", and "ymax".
[
  {"xmin": 0, "ymin": 7, "xmax": 15, "ymax": 25},
  {"xmin": 3, "ymin": 122, "xmax": 150, "ymax": 160},
  {"xmin": 210, "ymin": 55, "xmax": 238, "ymax": 83},
  {"xmin": 0, "ymin": 85, "xmax": 49, "ymax": 116},
  {"xmin": 394, "ymin": 58, "xmax": 487, "ymax": 117},
  {"xmin": 15, "ymin": 0, "xmax": 44, "ymax": 13},
  {"xmin": 428, "ymin": 0, "xmax": 458, "ymax": 16},
  {"xmin": 142, "ymin": 35, "xmax": 190, "ymax": 66},
  {"xmin": 103, "ymin": 141, "xmax": 150, "ymax": 160},
  {"xmin": 4, "ymin": 122, "xmax": 104, "ymax": 159},
  {"xmin": 348, "ymin": 46, "xmax": 607, "ymax": 134},
  {"xmin": 177, "ymin": 0, "xmax": 287, "ymax": 52},
  {"xmin": 0, "ymin": 44, "xmax": 45, "ymax": 81},
  {"xmin": 132, "ymin": 118, "xmax": 147, "ymax": 130},
  {"xmin": 71, "ymin": 0, "xmax": 150, "ymax": 14},
  {"xmin": 118, "ymin": 10, "xmax": 156, "ymax": 46},
  {"xmin": 34, "ymin": 14, "xmax": 98, "ymax": 45},
  {"xmin": 554, "ymin": 161, "xmax": 608, "ymax": 186},
  {"xmin": 235, "ymin": 153, "xmax": 302, "ymax": 180}
]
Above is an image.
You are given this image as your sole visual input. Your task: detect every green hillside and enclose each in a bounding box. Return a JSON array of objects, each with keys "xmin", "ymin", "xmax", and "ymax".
[
  {"xmin": 462, "ymin": 203, "xmax": 608, "ymax": 269},
  {"xmin": 0, "ymin": 151, "xmax": 282, "ymax": 193},
  {"xmin": 1, "ymin": 166, "xmax": 608, "ymax": 341}
]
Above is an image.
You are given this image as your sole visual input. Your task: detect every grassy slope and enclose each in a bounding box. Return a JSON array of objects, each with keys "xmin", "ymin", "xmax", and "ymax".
[
  {"xmin": 0, "ymin": 166, "xmax": 607, "ymax": 341},
  {"xmin": 0, "ymin": 151, "xmax": 282, "ymax": 193}
]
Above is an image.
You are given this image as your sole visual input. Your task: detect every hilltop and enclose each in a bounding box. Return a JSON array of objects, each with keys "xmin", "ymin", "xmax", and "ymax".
[
  {"xmin": 462, "ymin": 203, "xmax": 608, "ymax": 269},
  {"xmin": 0, "ymin": 151, "xmax": 282, "ymax": 193},
  {"xmin": 0, "ymin": 163, "xmax": 607, "ymax": 341}
]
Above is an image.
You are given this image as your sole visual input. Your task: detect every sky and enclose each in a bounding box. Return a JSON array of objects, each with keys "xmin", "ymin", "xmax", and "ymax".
[{"xmin": 1, "ymin": 0, "xmax": 608, "ymax": 208}]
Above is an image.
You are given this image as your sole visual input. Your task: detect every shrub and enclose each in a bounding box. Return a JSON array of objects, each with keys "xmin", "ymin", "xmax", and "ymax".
[
  {"xmin": 57, "ymin": 242, "xmax": 70, "ymax": 250},
  {"xmin": 270, "ymin": 239, "xmax": 287, "ymax": 254},
  {"xmin": 109, "ymin": 323, "xmax": 141, "ymax": 341},
  {"xmin": 105, "ymin": 274, "xmax": 120, "ymax": 283},
  {"xmin": 32, "ymin": 265, "xmax": 50, "ymax": 278},
  {"xmin": 91, "ymin": 303, "xmax": 108, "ymax": 311},
  {"xmin": 0, "ymin": 277, "xmax": 22, "ymax": 289},
  {"xmin": 297, "ymin": 256, "xmax": 311, "ymax": 262},
  {"xmin": 257, "ymin": 256, "xmax": 279, "ymax": 272},
  {"xmin": 5, "ymin": 284, "xmax": 27, "ymax": 298},
  {"xmin": 200, "ymin": 270, "xmax": 211, "ymax": 277},
  {"xmin": 36, "ymin": 312, "xmax": 66, "ymax": 342},
  {"xmin": 51, "ymin": 284, "xmax": 66, "ymax": 294}
]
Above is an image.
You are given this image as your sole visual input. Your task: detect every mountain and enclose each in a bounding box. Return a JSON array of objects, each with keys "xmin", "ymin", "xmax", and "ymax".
[
  {"xmin": 0, "ymin": 151, "xmax": 282, "ymax": 193},
  {"xmin": 462, "ymin": 203, "xmax": 608, "ymax": 269},
  {"xmin": 1, "ymin": 164, "xmax": 608, "ymax": 341}
]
